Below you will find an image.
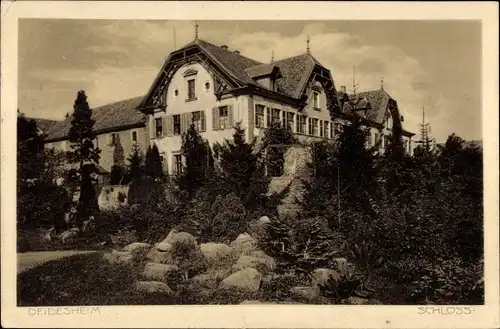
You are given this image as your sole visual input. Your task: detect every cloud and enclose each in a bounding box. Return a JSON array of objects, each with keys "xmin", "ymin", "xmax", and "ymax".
[{"xmin": 18, "ymin": 20, "xmax": 474, "ymax": 142}]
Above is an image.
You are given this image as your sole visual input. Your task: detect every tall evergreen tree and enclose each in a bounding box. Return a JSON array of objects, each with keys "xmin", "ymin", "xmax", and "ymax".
[
  {"xmin": 110, "ymin": 135, "xmax": 126, "ymax": 184},
  {"xmin": 214, "ymin": 122, "xmax": 269, "ymax": 209},
  {"xmin": 127, "ymin": 144, "xmax": 144, "ymax": 181},
  {"xmin": 177, "ymin": 123, "xmax": 214, "ymax": 199},
  {"xmin": 302, "ymin": 115, "xmax": 377, "ymax": 229},
  {"xmin": 261, "ymin": 120, "xmax": 297, "ymax": 177},
  {"xmin": 66, "ymin": 90, "xmax": 101, "ymax": 221},
  {"xmin": 144, "ymin": 144, "xmax": 164, "ymax": 180},
  {"xmin": 17, "ymin": 111, "xmax": 46, "ymax": 184}
]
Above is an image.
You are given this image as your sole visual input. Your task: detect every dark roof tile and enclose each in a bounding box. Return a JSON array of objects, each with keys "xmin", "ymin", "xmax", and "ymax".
[{"xmin": 45, "ymin": 96, "xmax": 146, "ymax": 141}]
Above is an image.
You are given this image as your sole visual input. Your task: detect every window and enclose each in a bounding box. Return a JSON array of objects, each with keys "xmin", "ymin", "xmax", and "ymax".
[
  {"xmin": 174, "ymin": 89, "xmax": 179, "ymax": 97},
  {"xmin": 272, "ymin": 108, "xmax": 280, "ymax": 124},
  {"xmin": 132, "ymin": 131, "xmax": 137, "ymax": 143},
  {"xmin": 255, "ymin": 104, "xmax": 265, "ymax": 128},
  {"xmin": 307, "ymin": 117, "xmax": 313, "ymax": 135},
  {"xmin": 297, "ymin": 115, "xmax": 306, "ymax": 134},
  {"xmin": 266, "ymin": 108, "xmax": 271, "ymax": 127},
  {"xmin": 324, "ymin": 121, "xmax": 329, "ymax": 138},
  {"xmin": 319, "ymin": 121, "xmax": 324, "ymax": 137},
  {"xmin": 187, "ymin": 79, "xmax": 196, "ymax": 100},
  {"xmin": 173, "ymin": 115, "xmax": 181, "ymax": 135},
  {"xmin": 313, "ymin": 91, "xmax": 320, "ymax": 109},
  {"xmin": 192, "ymin": 110, "xmax": 205, "ymax": 132},
  {"xmin": 286, "ymin": 112, "xmax": 294, "ymax": 131},
  {"xmin": 219, "ymin": 106, "xmax": 229, "ymax": 130},
  {"xmin": 155, "ymin": 118, "xmax": 163, "ymax": 137},
  {"xmin": 173, "ymin": 154, "xmax": 183, "ymax": 175},
  {"xmin": 205, "ymin": 82, "xmax": 210, "ymax": 91},
  {"xmin": 330, "ymin": 122, "xmax": 334, "ymax": 139},
  {"xmin": 312, "ymin": 118, "xmax": 319, "ymax": 136}
]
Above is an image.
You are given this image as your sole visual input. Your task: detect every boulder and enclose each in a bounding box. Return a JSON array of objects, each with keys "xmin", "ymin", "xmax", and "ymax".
[
  {"xmin": 122, "ymin": 242, "xmax": 152, "ymax": 259},
  {"xmin": 230, "ymin": 233, "xmax": 256, "ymax": 254},
  {"xmin": 59, "ymin": 228, "xmax": 79, "ymax": 244},
  {"xmin": 155, "ymin": 241, "xmax": 173, "ymax": 252},
  {"xmin": 258, "ymin": 216, "xmax": 271, "ymax": 225},
  {"xmin": 311, "ymin": 268, "xmax": 341, "ymax": 288},
  {"xmin": 289, "ymin": 286, "xmax": 320, "ymax": 301},
  {"xmin": 219, "ymin": 267, "xmax": 262, "ymax": 292},
  {"xmin": 135, "ymin": 281, "xmax": 174, "ymax": 295},
  {"xmin": 146, "ymin": 248, "xmax": 175, "ymax": 265},
  {"xmin": 345, "ymin": 296, "xmax": 382, "ymax": 305},
  {"xmin": 162, "ymin": 230, "xmax": 197, "ymax": 246},
  {"xmin": 142, "ymin": 262, "xmax": 179, "ymax": 281},
  {"xmin": 102, "ymin": 250, "xmax": 134, "ymax": 265},
  {"xmin": 248, "ymin": 250, "xmax": 276, "ymax": 271},
  {"xmin": 233, "ymin": 255, "xmax": 271, "ymax": 273},
  {"xmin": 200, "ymin": 243, "xmax": 234, "ymax": 262}
]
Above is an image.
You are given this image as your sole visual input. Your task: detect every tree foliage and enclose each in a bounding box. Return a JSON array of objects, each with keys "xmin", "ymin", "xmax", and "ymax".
[
  {"xmin": 177, "ymin": 123, "xmax": 214, "ymax": 199},
  {"xmin": 66, "ymin": 90, "xmax": 101, "ymax": 221},
  {"xmin": 144, "ymin": 144, "xmax": 164, "ymax": 180},
  {"xmin": 213, "ymin": 122, "xmax": 269, "ymax": 210}
]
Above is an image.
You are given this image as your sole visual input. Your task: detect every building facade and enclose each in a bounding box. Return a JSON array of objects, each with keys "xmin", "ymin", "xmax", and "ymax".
[
  {"xmin": 136, "ymin": 38, "xmax": 415, "ymax": 176},
  {"xmin": 36, "ymin": 37, "xmax": 415, "ymax": 182},
  {"xmin": 40, "ymin": 97, "xmax": 149, "ymax": 175}
]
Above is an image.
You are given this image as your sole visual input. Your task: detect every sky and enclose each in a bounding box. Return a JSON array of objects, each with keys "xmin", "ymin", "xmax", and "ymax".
[{"xmin": 18, "ymin": 19, "xmax": 482, "ymax": 143}]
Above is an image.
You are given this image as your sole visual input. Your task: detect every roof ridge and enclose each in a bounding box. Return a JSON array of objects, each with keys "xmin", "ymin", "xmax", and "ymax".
[
  {"xmin": 197, "ymin": 39, "xmax": 262, "ymax": 65},
  {"xmin": 272, "ymin": 52, "xmax": 309, "ymax": 63}
]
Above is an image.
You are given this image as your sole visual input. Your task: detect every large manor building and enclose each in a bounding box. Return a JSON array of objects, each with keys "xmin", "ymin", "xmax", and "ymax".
[{"xmin": 38, "ymin": 37, "xmax": 415, "ymax": 179}]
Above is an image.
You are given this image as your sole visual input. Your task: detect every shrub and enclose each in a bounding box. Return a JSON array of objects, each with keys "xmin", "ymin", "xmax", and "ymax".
[
  {"xmin": 127, "ymin": 176, "xmax": 165, "ymax": 206},
  {"xmin": 181, "ymin": 192, "xmax": 248, "ymax": 243},
  {"xmin": 410, "ymin": 257, "xmax": 484, "ymax": 305}
]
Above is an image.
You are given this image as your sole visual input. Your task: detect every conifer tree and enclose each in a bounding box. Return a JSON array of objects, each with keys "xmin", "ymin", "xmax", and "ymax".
[
  {"xmin": 110, "ymin": 135, "xmax": 126, "ymax": 184},
  {"xmin": 151, "ymin": 144, "xmax": 164, "ymax": 179},
  {"xmin": 17, "ymin": 112, "xmax": 46, "ymax": 185},
  {"xmin": 144, "ymin": 144, "xmax": 164, "ymax": 180},
  {"xmin": 261, "ymin": 121, "xmax": 297, "ymax": 177},
  {"xmin": 127, "ymin": 144, "xmax": 144, "ymax": 181},
  {"xmin": 66, "ymin": 90, "xmax": 101, "ymax": 221},
  {"xmin": 214, "ymin": 122, "xmax": 269, "ymax": 209},
  {"xmin": 177, "ymin": 123, "xmax": 214, "ymax": 199},
  {"xmin": 302, "ymin": 115, "xmax": 377, "ymax": 228}
]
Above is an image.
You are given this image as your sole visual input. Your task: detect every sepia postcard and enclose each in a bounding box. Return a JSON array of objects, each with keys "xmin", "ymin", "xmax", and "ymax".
[{"xmin": 1, "ymin": 1, "xmax": 499, "ymax": 328}]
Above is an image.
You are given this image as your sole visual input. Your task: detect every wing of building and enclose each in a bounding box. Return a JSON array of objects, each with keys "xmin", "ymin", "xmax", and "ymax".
[{"xmin": 39, "ymin": 37, "xmax": 415, "ymax": 178}]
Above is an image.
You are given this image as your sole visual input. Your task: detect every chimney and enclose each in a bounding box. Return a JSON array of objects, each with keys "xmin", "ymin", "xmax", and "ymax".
[
  {"xmin": 340, "ymin": 85, "xmax": 347, "ymax": 93},
  {"xmin": 233, "ymin": 50, "xmax": 240, "ymax": 55},
  {"xmin": 220, "ymin": 45, "xmax": 228, "ymax": 50}
]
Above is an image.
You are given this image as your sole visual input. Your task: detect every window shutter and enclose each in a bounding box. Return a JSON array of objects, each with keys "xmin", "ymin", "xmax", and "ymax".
[
  {"xmin": 228, "ymin": 105, "xmax": 234, "ymax": 128},
  {"xmin": 149, "ymin": 117, "xmax": 155, "ymax": 140},
  {"xmin": 165, "ymin": 115, "xmax": 173, "ymax": 137},
  {"xmin": 201, "ymin": 110, "xmax": 206, "ymax": 132},
  {"xmin": 212, "ymin": 107, "xmax": 218, "ymax": 131}
]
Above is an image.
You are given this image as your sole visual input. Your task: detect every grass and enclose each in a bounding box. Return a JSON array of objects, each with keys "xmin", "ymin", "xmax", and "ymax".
[
  {"xmin": 17, "ymin": 252, "xmax": 178, "ymax": 306},
  {"xmin": 17, "ymin": 251, "xmax": 324, "ymax": 306}
]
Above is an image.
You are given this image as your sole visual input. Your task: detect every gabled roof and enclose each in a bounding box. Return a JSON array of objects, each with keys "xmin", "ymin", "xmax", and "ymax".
[
  {"xmin": 349, "ymin": 89, "xmax": 391, "ymax": 123},
  {"xmin": 33, "ymin": 118, "xmax": 62, "ymax": 134},
  {"xmin": 45, "ymin": 96, "xmax": 146, "ymax": 142},
  {"xmin": 183, "ymin": 39, "xmax": 262, "ymax": 85},
  {"xmin": 150, "ymin": 39, "xmax": 328, "ymax": 101},
  {"xmin": 272, "ymin": 53, "xmax": 321, "ymax": 98}
]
